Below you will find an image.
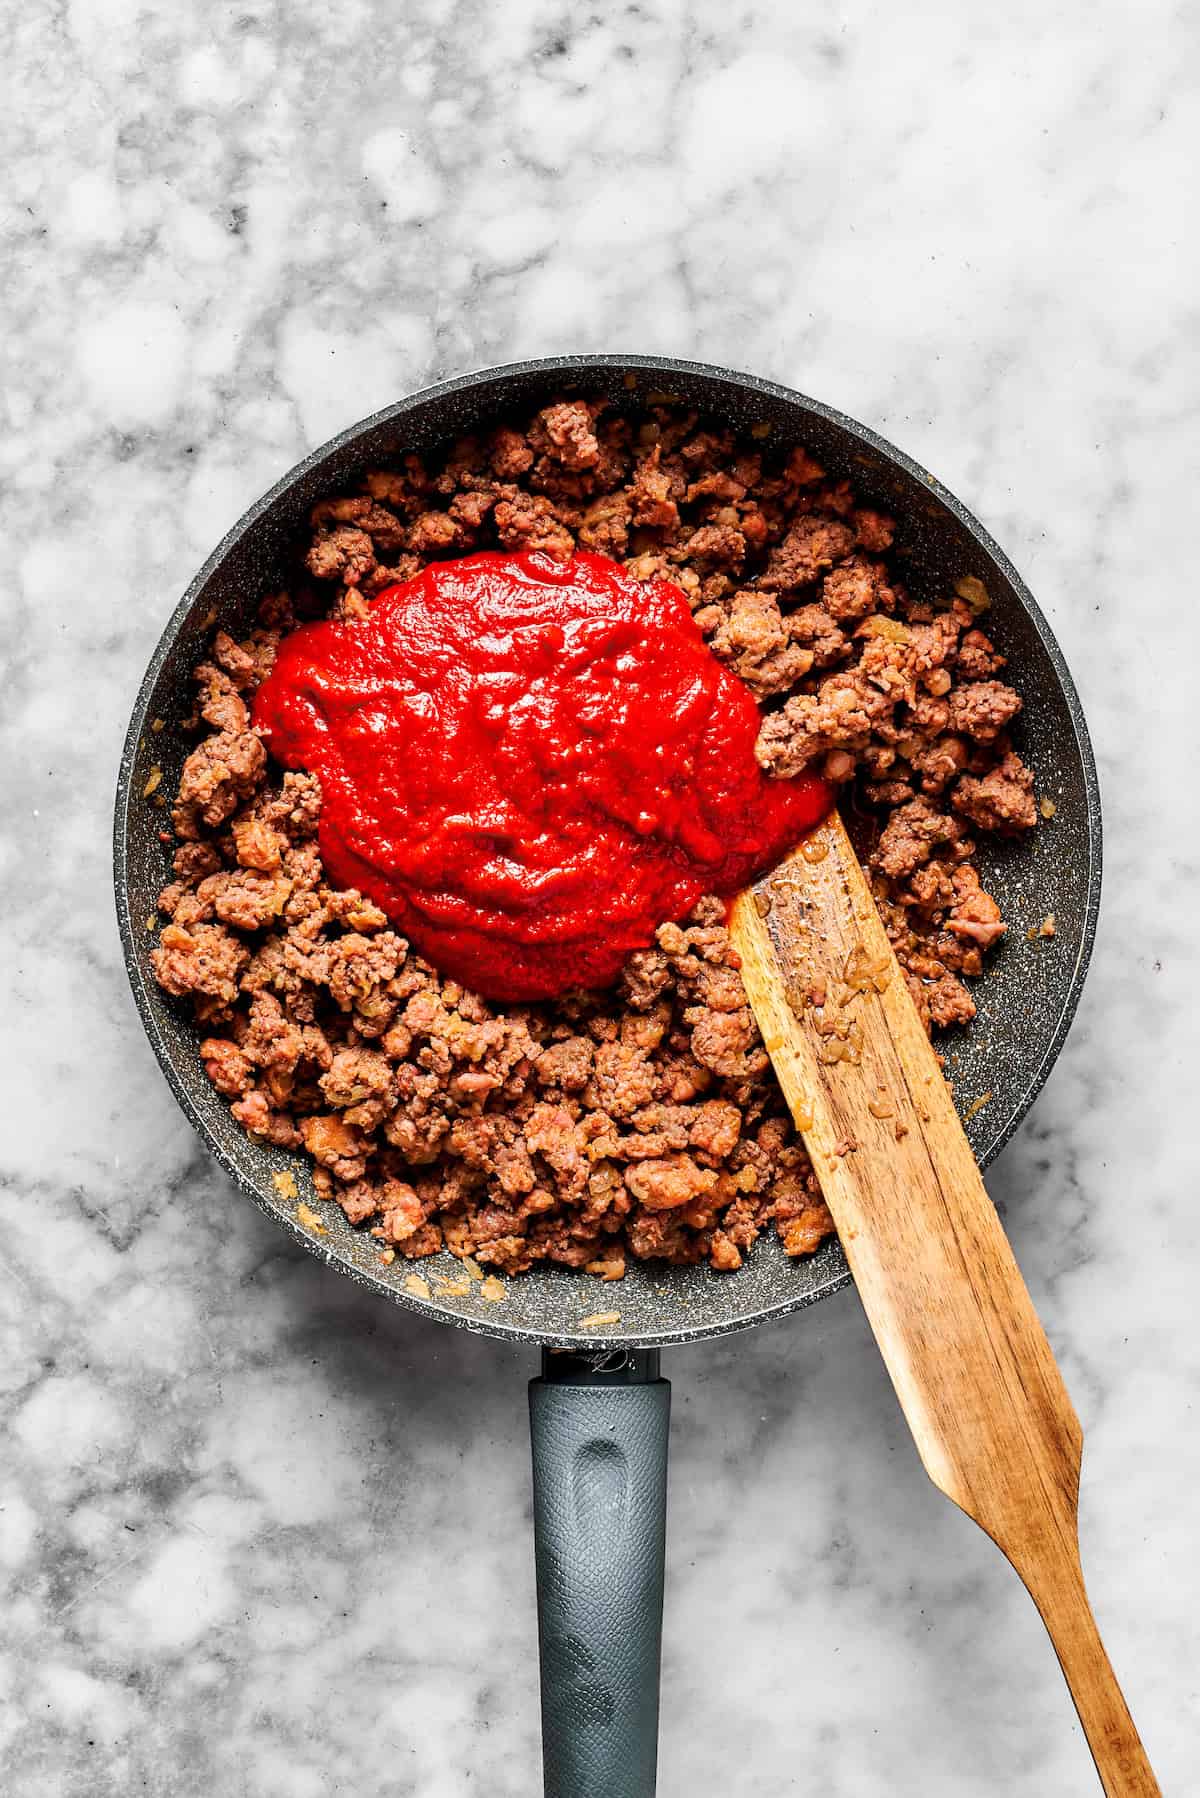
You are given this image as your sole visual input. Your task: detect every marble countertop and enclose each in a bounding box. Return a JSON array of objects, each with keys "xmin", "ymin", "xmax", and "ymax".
[{"xmin": 2, "ymin": 1, "xmax": 1195, "ymax": 1791}]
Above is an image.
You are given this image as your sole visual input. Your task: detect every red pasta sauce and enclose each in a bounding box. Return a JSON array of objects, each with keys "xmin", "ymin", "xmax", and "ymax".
[{"xmin": 253, "ymin": 550, "xmax": 831, "ymax": 999}]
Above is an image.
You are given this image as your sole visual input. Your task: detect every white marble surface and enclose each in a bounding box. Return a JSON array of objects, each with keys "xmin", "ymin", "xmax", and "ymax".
[{"xmin": 1, "ymin": 1, "xmax": 1196, "ymax": 1791}]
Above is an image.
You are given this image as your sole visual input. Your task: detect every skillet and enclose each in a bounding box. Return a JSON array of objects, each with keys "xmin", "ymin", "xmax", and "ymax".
[{"xmin": 115, "ymin": 355, "xmax": 1101, "ymax": 1798}]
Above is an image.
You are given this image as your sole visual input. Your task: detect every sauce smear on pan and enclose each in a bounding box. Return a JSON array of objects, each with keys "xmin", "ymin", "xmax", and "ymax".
[{"xmin": 253, "ymin": 550, "xmax": 830, "ymax": 999}]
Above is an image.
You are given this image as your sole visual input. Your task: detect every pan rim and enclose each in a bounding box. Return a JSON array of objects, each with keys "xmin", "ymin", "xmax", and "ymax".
[{"xmin": 114, "ymin": 353, "xmax": 1102, "ymax": 1349}]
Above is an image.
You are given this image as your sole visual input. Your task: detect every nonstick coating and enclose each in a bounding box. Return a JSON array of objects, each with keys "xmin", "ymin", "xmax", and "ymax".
[{"xmin": 115, "ymin": 356, "xmax": 1101, "ymax": 1349}]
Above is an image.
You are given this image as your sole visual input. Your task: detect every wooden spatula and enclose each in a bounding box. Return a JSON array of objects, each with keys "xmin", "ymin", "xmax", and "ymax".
[{"xmin": 729, "ymin": 810, "xmax": 1158, "ymax": 1797}]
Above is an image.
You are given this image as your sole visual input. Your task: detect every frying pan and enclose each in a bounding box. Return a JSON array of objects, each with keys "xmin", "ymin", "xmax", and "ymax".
[{"xmin": 115, "ymin": 355, "xmax": 1101, "ymax": 1798}]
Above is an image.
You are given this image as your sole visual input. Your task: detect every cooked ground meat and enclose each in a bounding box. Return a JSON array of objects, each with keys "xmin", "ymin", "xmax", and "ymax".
[{"xmin": 150, "ymin": 394, "xmax": 1038, "ymax": 1278}]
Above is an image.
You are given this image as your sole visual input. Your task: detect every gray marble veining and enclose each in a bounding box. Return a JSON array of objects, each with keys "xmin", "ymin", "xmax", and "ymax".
[{"xmin": 1, "ymin": 1, "xmax": 1196, "ymax": 1792}]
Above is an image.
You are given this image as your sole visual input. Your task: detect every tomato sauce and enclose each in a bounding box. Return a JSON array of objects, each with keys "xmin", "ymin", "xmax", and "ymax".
[{"xmin": 253, "ymin": 550, "xmax": 830, "ymax": 1000}]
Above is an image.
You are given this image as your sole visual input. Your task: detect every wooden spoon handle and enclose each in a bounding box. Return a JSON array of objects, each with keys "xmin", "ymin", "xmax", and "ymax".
[
  {"xmin": 729, "ymin": 811, "xmax": 1158, "ymax": 1796},
  {"xmin": 1021, "ymin": 1545, "xmax": 1159, "ymax": 1796}
]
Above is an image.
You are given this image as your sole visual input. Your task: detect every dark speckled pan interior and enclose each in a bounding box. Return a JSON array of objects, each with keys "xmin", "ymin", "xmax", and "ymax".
[{"xmin": 114, "ymin": 356, "xmax": 1101, "ymax": 1349}]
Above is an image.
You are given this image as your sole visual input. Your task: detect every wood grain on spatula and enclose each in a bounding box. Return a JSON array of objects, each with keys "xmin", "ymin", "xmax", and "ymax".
[{"xmin": 729, "ymin": 810, "xmax": 1158, "ymax": 1798}]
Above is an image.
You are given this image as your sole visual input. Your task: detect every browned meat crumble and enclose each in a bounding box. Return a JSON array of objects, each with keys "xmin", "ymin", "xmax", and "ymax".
[{"xmin": 151, "ymin": 395, "xmax": 1036, "ymax": 1280}]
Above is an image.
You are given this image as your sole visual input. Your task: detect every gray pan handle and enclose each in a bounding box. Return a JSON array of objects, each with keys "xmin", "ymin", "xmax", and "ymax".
[{"xmin": 528, "ymin": 1348, "xmax": 671, "ymax": 1798}]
